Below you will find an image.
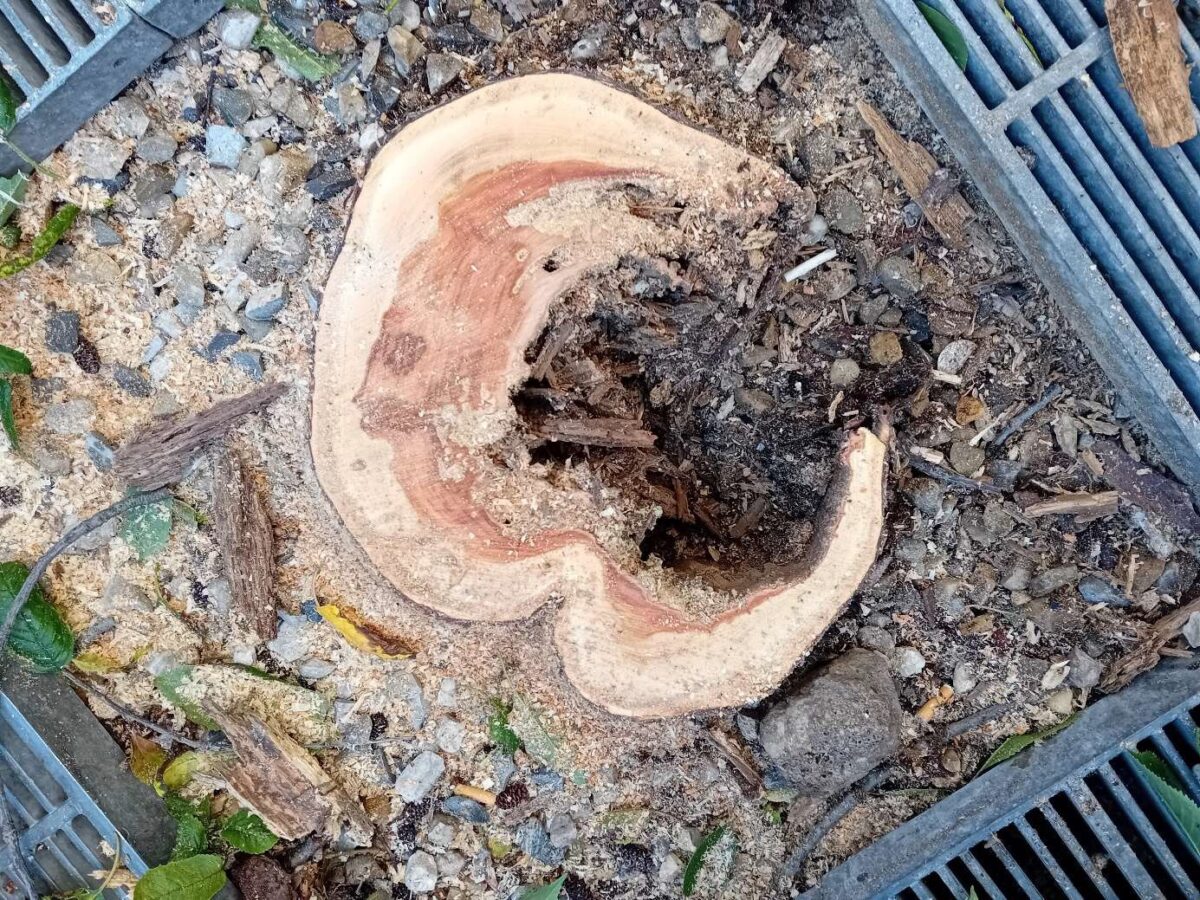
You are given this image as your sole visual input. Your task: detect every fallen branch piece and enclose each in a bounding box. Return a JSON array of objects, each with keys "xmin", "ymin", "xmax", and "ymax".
[
  {"xmin": 113, "ymin": 383, "xmax": 286, "ymax": 490},
  {"xmin": 1102, "ymin": 593, "xmax": 1200, "ymax": 692},
  {"xmin": 1023, "ymin": 490, "xmax": 1119, "ymax": 520},
  {"xmin": 312, "ymin": 74, "xmax": 888, "ymax": 717},
  {"xmin": 213, "ymin": 448, "xmax": 277, "ymax": 640},
  {"xmin": 856, "ymin": 101, "xmax": 974, "ymax": 248},
  {"xmin": 1106, "ymin": 0, "xmax": 1196, "ymax": 148}
]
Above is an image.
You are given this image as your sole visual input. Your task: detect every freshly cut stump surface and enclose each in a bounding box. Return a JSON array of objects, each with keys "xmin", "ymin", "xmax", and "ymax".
[{"xmin": 312, "ymin": 73, "xmax": 887, "ymax": 717}]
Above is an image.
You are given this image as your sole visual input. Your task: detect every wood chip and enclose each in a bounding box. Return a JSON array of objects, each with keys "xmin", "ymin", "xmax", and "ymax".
[
  {"xmin": 737, "ymin": 30, "xmax": 786, "ymax": 94},
  {"xmin": 453, "ymin": 784, "xmax": 497, "ymax": 806},
  {"xmin": 209, "ymin": 709, "xmax": 373, "ymax": 845},
  {"xmin": 728, "ymin": 495, "xmax": 769, "ymax": 540},
  {"xmin": 856, "ymin": 101, "xmax": 974, "ymax": 248},
  {"xmin": 113, "ymin": 383, "xmax": 286, "ymax": 490},
  {"xmin": 1023, "ymin": 490, "xmax": 1119, "ymax": 520},
  {"xmin": 1102, "ymin": 594, "xmax": 1200, "ymax": 691},
  {"xmin": 213, "ymin": 447, "xmax": 277, "ymax": 640},
  {"xmin": 537, "ymin": 417, "xmax": 657, "ymax": 448},
  {"xmin": 1106, "ymin": 0, "xmax": 1196, "ymax": 148},
  {"xmin": 703, "ymin": 727, "xmax": 762, "ymax": 792}
]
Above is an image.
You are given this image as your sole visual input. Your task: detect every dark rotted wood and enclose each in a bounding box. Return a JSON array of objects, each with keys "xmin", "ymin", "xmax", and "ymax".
[
  {"xmin": 113, "ymin": 383, "xmax": 286, "ymax": 490},
  {"xmin": 213, "ymin": 447, "xmax": 277, "ymax": 640}
]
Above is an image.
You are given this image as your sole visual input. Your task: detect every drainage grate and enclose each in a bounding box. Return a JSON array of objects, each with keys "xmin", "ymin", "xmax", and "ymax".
[
  {"xmin": 854, "ymin": 0, "xmax": 1200, "ymax": 489},
  {"xmin": 0, "ymin": 0, "xmax": 220, "ymax": 173},
  {"xmin": 0, "ymin": 668, "xmax": 175, "ymax": 898},
  {"xmin": 803, "ymin": 659, "xmax": 1200, "ymax": 899}
]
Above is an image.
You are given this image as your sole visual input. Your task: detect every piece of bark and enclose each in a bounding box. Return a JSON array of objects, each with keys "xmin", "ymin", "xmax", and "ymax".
[
  {"xmin": 209, "ymin": 709, "xmax": 372, "ymax": 846},
  {"xmin": 311, "ymin": 74, "xmax": 888, "ymax": 717},
  {"xmin": 537, "ymin": 417, "xmax": 657, "ymax": 449},
  {"xmin": 213, "ymin": 447, "xmax": 277, "ymax": 640},
  {"xmin": 1093, "ymin": 440, "xmax": 1200, "ymax": 534},
  {"xmin": 113, "ymin": 383, "xmax": 286, "ymax": 490},
  {"xmin": 1102, "ymin": 593, "xmax": 1200, "ymax": 691},
  {"xmin": 1106, "ymin": 0, "xmax": 1196, "ymax": 148},
  {"xmin": 1023, "ymin": 490, "xmax": 1119, "ymax": 519},
  {"xmin": 738, "ymin": 30, "xmax": 786, "ymax": 94},
  {"xmin": 856, "ymin": 101, "xmax": 974, "ymax": 249}
]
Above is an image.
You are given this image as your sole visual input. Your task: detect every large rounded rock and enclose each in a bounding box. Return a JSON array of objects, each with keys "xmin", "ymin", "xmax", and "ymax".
[{"xmin": 758, "ymin": 649, "xmax": 902, "ymax": 797}]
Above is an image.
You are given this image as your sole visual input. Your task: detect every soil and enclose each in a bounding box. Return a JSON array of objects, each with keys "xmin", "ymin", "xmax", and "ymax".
[{"xmin": 1, "ymin": 0, "xmax": 1198, "ymax": 896}]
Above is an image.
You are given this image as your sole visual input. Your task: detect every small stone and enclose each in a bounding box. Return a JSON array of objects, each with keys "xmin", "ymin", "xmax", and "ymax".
[
  {"xmin": 438, "ymin": 851, "xmax": 466, "ymax": 878},
  {"xmin": 230, "ymin": 350, "xmax": 265, "ymax": 381},
  {"xmin": 937, "ymin": 339, "xmax": 977, "ymax": 375},
  {"xmin": 822, "ymin": 186, "xmax": 865, "ymax": 235},
  {"xmin": 828, "ymin": 357, "xmax": 860, "ymax": 388},
  {"xmin": 44, "ymin": 399, "xmax": 95, "ymax": 435},
  {"xmin": 1047, "ymin": 688, "xmax": 1074, "ymax": 716},
  {"xmin": 547, "ymin": 812, "xmax": 577, "ymax": 848},
  {"xmin": 355, "ymin": 8, "xmax": 389, "ymax": 40},
  {"xmin": 306, "ymin": 163, "xmax": 355, "ymax": 200},
  {"xmin": 949, "ymin": 441, "xmax": 985, "ymax": 476},
  {"xmin": 91, "ymin": 219, "xmax": 122, "ymax": 247},
  {"xmin": 213, "ymin": 86, "xmax": 254, "ymax": 127},
  {"xmin": 395, "ymin": 750, "xmax": 444, "ymax": 801},
  {"xmin": 32, "ymin": 445, "xmax": 70, "ymax": 477},
  {"xmin": 1076, "ymin": 574, "xmax": 1129, "ymax": 607},
  {"xmin": 759, "ymin": 650, "xmax": 902, "ymax": 798},
  {"xmin": 84, "ymin": 432, "xmax": 115, "ymax": 470},
  {"xmin": 678, "ymin": 17, "xmax": 703, "ymax": 50},
  {"xmin": 468, "ymin": 5, "xmax": 503, "ymax": 41},
  {"xmin": 266, "ymin": 612, "xmax": 310, "ymax": 663},
  {"xmin": 952, "ymin": 662, "xmax": 976, "ymax": 694},
  {"xmin": 69, "ymin": 136, "xmax": 130, "ymax": 181},
  {"xmin": 314, "ymin": 20, "xmax": 356, "ymax": 53},
  {"xmin": 1183, "ymin": 612, "xmax": 1200, "ymax": 648},
  {"xmin": 896, "ymin": 537, "xmax": 927, "ymax": 565},
  {"xmin": 388, "ymin": 0, "xmax": 420, "ymax": 29},
  {"xmin": 387, "ymin": 25, "xmax": 425, "ymax": 77},
  {"xmin": 695, "ymin": 1, "xmax": 732, "ymax": 42},
  {"xmin": 244, "ymin": 285, "xmax": 288, "ymax": 322},
  {"xmin": 442, "ymin": 795, "xmax": 489, "ymax": 824},
  {"xmin": 876, "ymin": 256, "xmax": 920, "ymax": 298},
  {"xmin": 204, "ymin": 578, "xmax": 233, "ymax": 616},
  {"xmin": 269, "ymin": 82, "xmax": 314, "ymax": 128},
  {"xmin": 136, "ymin": 130, "xmax": 177, "ymax": 164},
  {"xmin": 219, "ymin": 9, "xmax": 261, "ymax": 49},
  {"xmin": 856, "ymin": 625, "xmax": 895, "ymax": 653},
  {"xmin": 436, "ymin": 718, "xmax": 465, "ymax": 753},
  {"xmin": 1030, "ymin": 565, "xmax": 1080, "ymax": 597},
  {"xmin": 325, "ymin": 81, "xmax": 368, "ymax": 127},
  {"xmin": 868, "ymin": 331, "xmax": 903, "ymax": 366},
  {"xmin": 45, "ymin": 310, "xmax": 80, "ymax": 354},
  {"xmin": 426, "ymin": 53, "xmax": 462, "ymax": 95},
  {"xmin": 403, "ymin": 850, "xmax": 438, "ymax": 894},
  {"xmin": 1067, "ymin": 647, "xmax": 1102, "ymax": 690},
  {"xmin": 298, "ymin": 658, "xmax": 336, "ymax": 680},
  {"xmin": 240, "ymin": 316, "xmax": 274, "ymax": 342},
  {"xmin": 153, "ymin": 309, "xmax": 184, "ymax": 339},
  {"xmin": 906, "ymin": 477, "xmax": 944, "ymax": 517},
  {"xmin": 110, "ymin": 97, "xmax": 150, "ymax": 138},
  {"xmin": 427, "ymin": 816, "xmax": 457, "ymax": 847},
  {"xmin": 148, "ymin": 354, "xmax": 172, "ymax": 383},
  {"xmin": 893, "ymin": 646, "xmax": 925, "ymax": 677},
  {"xmin": 436, "ymin": 677, "xmax": 457, "ymax": 707},
  {"xmin": 570, "ymin": 23, "xmax": 609, "ymax": 60},
  {"xmin": 516, "ymin": 819, "xmax": 564, "ymax": 865},
  {"xmin": 113, "ymin": 364, "xmax": 152, "ymax": 398},
  {"xmin": 205, "ymin": 331, "xmax": 241, "ymax": 360},
  {"xmin": 206, "ymin": 124, "xmax": 247, "ymax": 169},
  {"xmin": 658, "ymin": 853, "xmax": 683, "ymax": 884}
]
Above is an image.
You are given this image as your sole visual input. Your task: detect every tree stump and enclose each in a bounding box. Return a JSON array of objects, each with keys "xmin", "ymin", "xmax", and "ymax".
[{"xmin": 312, "ymin": 74, "xmax": 888, "ymax": 717}]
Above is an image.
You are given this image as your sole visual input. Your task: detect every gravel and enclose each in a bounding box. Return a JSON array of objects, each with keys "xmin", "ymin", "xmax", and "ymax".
[
  {"xmin": 395, "ymin": 751, "xmax": 445, "ymax": 802},
  {"xmin": 113, "ymin": 364, "xmax": 152, "ymax": 397},
  {"xmin": 426, "ymin": 53, "xmax": 463, "ymax": 95},
  {"xmin": 442, "ymin": 795, "xmax": 489, "ymax": 824},
  {"xmin": 219, "ymin": 10, "xmax": 261, "ymax": 49},
  {"xmin": 43, "ymin": 399, "xmax": 96, "ymax": 435},
  {"xmin": 45, "ymin": 311, "xmax": 81, "ymax": 354},
  {"xmin": 403, "ymin": 850, "xmax": 438, "ymax": 893},
  {"xmin": 205, "ymin": 124, "xmax": 248, "ymax": 169}
]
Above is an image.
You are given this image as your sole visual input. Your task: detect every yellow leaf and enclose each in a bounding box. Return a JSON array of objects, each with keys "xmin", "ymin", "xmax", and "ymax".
[
  {"xmin": 130, "ymin": 734, "xmax": 166, "ymax": 789},
  {"xmin": 316, "ymin": 604, "xmax": 413, "ymax": 659},
  {"xmin": 72, "ymin": 650, "xmax": 124, "ymax": 674},
  {"xmin": 162, "ymin": 750, "xmax": 234, "ymax": 791}
]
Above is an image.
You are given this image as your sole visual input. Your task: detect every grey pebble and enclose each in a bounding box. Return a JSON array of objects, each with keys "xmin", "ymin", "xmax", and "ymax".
[
  {"xmin": 1029, "ymin": 565, "xmax": 1080, "ymax": 597},
  {"xmin": 205, "ymin": 331, "xmax": 241, "ymax": 360},
  {"xmin": 876, "ymin": 256, "xmax": 920, "ymax": 298},
  {"xmin": 244, "ymin": 284, "xmax": 289, "ymax": 321},
  {"xmin": 90, "ymin": 218, "xmax": 123, "ymax": 247},
  {"xmin": 546, "ymin": 812, "xmax": 577, "ymax": 849},
  {"xmin": 355, "ymin": 9, "xmax": 389, "ymax": 40},
  {"xmin": 84, "ymin": 432, "xmax": 115, "ymax": 470},
  {"xmin": 516, "ymin": 819, "xmax": 564, "ymax": 866},
  {"xmin": 44, "ymin": 399, "xmax": 95, "ymax": 435},
  {"xmin": 213, "ymin": 86, "xmax": 254, "ymax": 127},
  {"xmin": 219, "ymin": 9, "xmax": 261, "ymax": 49},
  {"xmin": 570, "ymin": 23, "xmax": 609, "ymax": 60},
  {"xmin": 45, "ymin": 310, "xmax": 81, "ymax": 354},
  {"xmin": 856, "ymin": 624, "xmax": 895, "ymax": 653},
  {"xmin": 136, "ymin": 130, "xmax": 177, "ymax": 164},
  {"xmin": 395, "ymin": 750, "xmax": 444, "ymax": 802},
  {"xmin": 298, "ymin": 658, "xmax": 336, "ymax": 680},
  {"xmin": 229, "ymin": 350, "xmax": 265, "ymax": 380},
  {"xmin": 1076, "ymin": 574, "xmax": 1130, "ymax": 607},
  {"xmin": 426, "ymin": 53, "xmax": 462, "ymax": 95},
  {"xmin": 205, "ymin": 124, "xmax": 247, "ymax": 169},
  {"xmin": 113, "ymin": 364, "xmax": 152, "ymax": 397},
  {"xmin": 441, "ymin": 795, "xmax": 489, "ymax": 824}
]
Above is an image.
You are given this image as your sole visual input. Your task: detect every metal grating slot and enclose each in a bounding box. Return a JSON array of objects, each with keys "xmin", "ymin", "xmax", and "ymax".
[
  {"xmin": 801, "ymin": 661, "xmax": 1200, "ymax": 898},
  {"xmin": 0, "ymin": 0, "xmax": 221, "ymax": 172},
  {"xmin": 854, "ymin": 0, "xmax": 1200, "ymax": 489}
]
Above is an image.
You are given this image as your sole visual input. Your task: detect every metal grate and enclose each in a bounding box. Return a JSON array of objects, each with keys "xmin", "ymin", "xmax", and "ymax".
[
  {"xmin": 0, "ymin": 0, "xmax": 220, "ymax": 173},
  {"xmin": 854, "ymin": 0, "xmax": 1200, "ymax": 489},
  {"xmin": 803, "ymin": 660, "xmax": 1200, "ymax": 899},
  {"xmin": 0, "ymin": 669, "xmax": 176, "ymax": 898}
]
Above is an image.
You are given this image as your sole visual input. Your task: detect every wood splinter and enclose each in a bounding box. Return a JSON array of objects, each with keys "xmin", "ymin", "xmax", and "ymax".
[
  {"xmin": 213, "ymin": 447, "xmax": 277, "ymax": 640},
  {"xmin": 312, "ymin": 74, "xmax": 889, "ymax": 718}
]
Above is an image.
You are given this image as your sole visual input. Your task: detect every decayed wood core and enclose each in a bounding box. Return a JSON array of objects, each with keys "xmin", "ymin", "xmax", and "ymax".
[{"xmin": 312, "ymin": 74, "xmax": 889, "ymax": 716}]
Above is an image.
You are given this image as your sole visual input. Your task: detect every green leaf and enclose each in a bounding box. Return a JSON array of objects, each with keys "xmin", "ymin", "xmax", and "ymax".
[
  {"xmin": 0, "ymin": 380, "xmax": 16, "ymax": 450},
  {"xmin": 0, "ymin": 171, "xmax": 28, "ymax": 229},
  {"xmin": 1132, "ymin": 757, "xmax": 1200, "ymax": 852},
  {"xmin": 133, "ymin": 854, "xmax": 226, "ymax": 900},
  {"xmin": 130, "ymin": 734, "xmax": 167, "ymax": 789},
  {"xmin": 488, "ymin": 698, "xmax": 520, "ymax": 754},
  {"xmin": 683, "ymin": 825, "xmax": 727, "ymax": 897},
  {"xmin": 0, "ymin": 80, "xmax": 16, "ymax": 133},
  {"xmin": 164, "ymin": 793, "xmax": 210, "ymax": 860},
  {"xmin": 978, "ymin": 713, "xmax": 1078, "ymax": 775},
  {"xmin": 0, "ymin": 203, "xmax": 80, "ymax": 281},
  {"xmin": 120, "ymin": 501, "xmax": 173, "ymax": 561},
  {"xmin": 0, "ymin": 344, "xmax": 32, "ymax": 376},
  {"xmin": 253, "ymin": 23, "xmax": 339, "ymax": 81},
  {"xmin": 0, "ymin": 561, "xmax": 74, "ymax": 671},
  {"xmin": 162, "ymin": 750, "xmax": 234, "ymax": 792},
  {"xmin": 916, "ymin": 1, "xmax": 968, "ymax": 71},
  {"xmin": 221, "ymin": 809, "xmax": 277, "ymax": 854},
  {"xmin": 520, "ymin": 875, "xmax": 566, "ymax": 900},
  {"xmin": 1131, "ymin": 750, "xmax": 1182, "ymax": 790},
  {"xmin": 155, "ymin": 666, "xmax": 219, "ymax": 731}
]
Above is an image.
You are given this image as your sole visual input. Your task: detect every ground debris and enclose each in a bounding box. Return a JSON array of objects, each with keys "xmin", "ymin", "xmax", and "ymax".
[
  {"xmin": 213, "ymin": 447, "xmax": 276, "ymax": 639},
  {"xmin": 1106, "ymin": 0, "xmax": 1196, "ymax": 147}
]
